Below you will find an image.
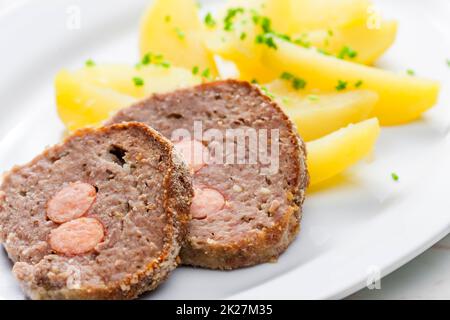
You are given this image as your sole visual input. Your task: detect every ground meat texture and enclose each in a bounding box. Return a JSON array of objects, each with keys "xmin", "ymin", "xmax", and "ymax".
[
  {"xmin": 0, "ymin": 122, "xmax": 193, "ymax": 299},
  {"xmin": 108, "ymin": 80, "xmax": 309, "ymax": 269}
]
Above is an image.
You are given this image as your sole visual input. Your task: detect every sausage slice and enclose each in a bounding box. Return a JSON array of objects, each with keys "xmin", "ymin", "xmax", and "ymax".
[
  {"xmin": 47, "ymin": 182, "xmax": 96, "ymax": 224},
  {"xmin": 49, "ymin": 217, "xmax": 104, "ymax": 255},
  {"xmin": 190, "ymin": 187, "xmax": 225, "ymax": 220}
]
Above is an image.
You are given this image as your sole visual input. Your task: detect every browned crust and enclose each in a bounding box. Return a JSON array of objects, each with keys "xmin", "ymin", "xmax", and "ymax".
[
  {"xmin": 1, "ymin": 122, "xmax": 193, "ymax": 299},
  {"xmin": 108, "ymin": 80, "xmax": 308, "ymax": 270}
]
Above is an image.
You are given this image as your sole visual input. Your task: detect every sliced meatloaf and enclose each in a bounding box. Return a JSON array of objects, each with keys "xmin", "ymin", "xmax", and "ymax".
[
  {"xmin": 0, "ymin": 122, "xmax": 193, "ymax": 299},
  {"xmin": 108, "ymin": 80, "xmax": 309, "ymax": 269}
]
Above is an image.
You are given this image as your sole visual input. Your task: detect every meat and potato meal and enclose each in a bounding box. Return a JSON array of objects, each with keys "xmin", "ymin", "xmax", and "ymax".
[{"xmin": 0, "ymin": 0, "xmax": 440, "ymax": 299}]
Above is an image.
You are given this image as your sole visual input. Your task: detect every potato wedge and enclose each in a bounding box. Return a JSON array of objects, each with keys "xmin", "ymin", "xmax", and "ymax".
[
  {"xmin": 55, "ymin": 71, "xmax": 136, "ymax": 131},
  {"xmin": 140, "ymin": 0, "xmax": 218, "ymax": 76},
  {"xmin": 266, "ymin": 80, "xmax": 378, "ymax": 141},
  {"xmin": 307, "ymin": 118, "xmax": 380, "ymax": 186},
  {"xmin": 289, "ymin": 0, "xmax": 372, "ymax": 32},
  {"xmin": 261, "ymin": 40, "xmax": 439, "ymax": 125},
  {"xmin": 303, "ymin": 20, "xmax": 397, "ymax": 65},
  {"xmin": 73, "ymin": 64, "xmax": 201, "ymax": 98}
]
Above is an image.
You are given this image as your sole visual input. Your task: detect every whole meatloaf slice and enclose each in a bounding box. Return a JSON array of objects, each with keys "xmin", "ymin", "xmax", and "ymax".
[
  {"xmin": 107, "ymin": 80, "xmax": 309, "ymax": 269},
  {"xmin": 0, "ymin": 122, "xmax": 193, "ymax": 299}
]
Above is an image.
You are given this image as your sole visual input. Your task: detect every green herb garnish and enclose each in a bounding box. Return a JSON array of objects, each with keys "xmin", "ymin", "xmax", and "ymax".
[
  {"xmin": 240, "ymin": 32, "xmax": 247, "ymax": 40},
  {"xmin": 338, "ymin": 46, "xmax": 358, "ymax": 59},
  {"xmin": 407, "ymin": 69, "xmax": 415, "ymax": 76},
  {"xmin": 307, "ymin": 95, "xmax": 319, "ymax": 102},
  {"xmin": 175, "ymin": 27, "xmax": 185, "ymax": 40},
  {"xmin": 132, "ymin": 77, "xmax": 144, "ymax": 87},
  {"xmin": 280, "ymin": 72, "xmax": 306, "ymax": 90},
  {"xmin": 201, "ymin": 68, "xmax": 211, "ymax": 79},
  {"xmin": 204, "ymin": 13, "xmax": 216, "ymax": 28},
  {"xmin": 224, "ymin": 7, "xmax": 245, "ymax": 31},
  {"xmin": 355, "ymin": 80, "xmax": 363, "ymax": 88},
  {"xmin": 138, "ymin": 52, "xmax": 171, "ymax": 69},
  {"xmin": 391, "ymin": 172, "xmax": 399, "ymax": 181},
  {"xmin": 260, "ymin": 86, "xmax": 275, "ymax": 99},
  {"xmin": 336, "ymin": 80, "xmax": 348, "ymax": 91},
  {"xmin": 85, "ymin": 59, "xmax": 95, "ymax": 67},
  {"xmin": 192, "ymin": 66, "xmax": 199, "ymax": 75}
]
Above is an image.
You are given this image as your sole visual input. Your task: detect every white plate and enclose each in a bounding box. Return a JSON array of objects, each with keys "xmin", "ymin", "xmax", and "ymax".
[{"xmin": 0, "ymin": 0, "xmax": 449, "ymax": 300}]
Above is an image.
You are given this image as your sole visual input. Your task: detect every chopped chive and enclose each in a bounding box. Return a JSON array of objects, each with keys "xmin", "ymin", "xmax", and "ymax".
[
  {"xmin": 139, "ymin": 52, "xmax": 170, "ymax": 68},
  {"xmin": 406, "ymin": 69, "xmax": 415, "ymax": 76},
  {"xmin": 338, "ymin": 46, "xmax": 358, "ymax": 59},
  {"xmin": 280, "ymin": 72, "xmax": 306, "ymax": 90},
  {"xmin": 240, "ymin": 32, "xmax": 247, "ymax": 40},
  {"xmin": 292, "ymin": 77, "xmax": 306, "ymax": 90},
  {"xmin": 204, "ymin": 12, "xmax": 216, "ymax": 28},
  {"xmin": 294, "ymin": 38, "xmax": 311, "ymax": 48},
  {"xmin": 85, "ymin": 59, "xmax": 95, "ymax": 67},
  {"xmin": 317, "ymin": 48, "xmax": 331, "ymax": 56},
  {"xmin": 336, "ymin": 80, "xmax": 348, "ymax": 91},
  {"xmin": 447, "ymin": 59, "xmax": 450, "ymax": 67},
  {"xmin": 175, "ymin": 27, "xmax": 185, "ymax": 40},
  {"xmin": 251, "ymin": 79, "xmax": 259, "ymax": 84},
  {"xmin": 224, "ymin": 7, "xmax": 245, "ymax": 32},
  {"xmin": 160, "ymin": 62, "xmax": 171, "ymax": 68},
  {"xmin": 132, "ymin": 77, "xmax": 144, "ymax": 87},
  {"xmin": 391, "ymin": 172, "xmax": 399, "ymax": 181},
  {"xmin": 260, "ymin": 86, "xmax": 274, "ymax": 99},
  {"xmin": 355, "ymin": 80, "xmax": 363, "ymax": 88},
  {"xmin": 307, "ymin": 95, "xmax": 319, "ymax": 102},
  {"xmin": 141, "ymin": 54, "xmax": 151, "ymax": 65},
  {"xmin": 192, "ymin": 66, "xmax": 199, "ymax": 75},
  {"xmin": 327, "ymin": 29, "xmax": 334, "ymax": 37},
  {"xmin": 201, "ymin": 68, "xmax": 210, "ymax": 78},
  {"xmin": 280, "ymin": 72, "xmax": 294, "ymax": 81}
]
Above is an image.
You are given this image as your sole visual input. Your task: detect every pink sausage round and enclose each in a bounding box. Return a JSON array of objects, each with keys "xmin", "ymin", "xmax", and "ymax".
[
  {"xmin": 47, "ymin": 182, "xmax": 97, "ymax": 224},
  {"xmin": 173, "ymin": 139, "xmax": 209, "ymax": 173},
  {"xmin": 190, "ymin": 187, "xmax": 225, "ymax": 220},
  {"xmin": 49, "ymin": 217, "xmax": 104, "ymax": 255}
]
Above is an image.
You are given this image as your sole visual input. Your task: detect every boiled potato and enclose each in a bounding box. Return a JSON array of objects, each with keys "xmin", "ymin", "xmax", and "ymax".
[
  {"xmin": 73, "ymin": 64, "xmax": 201, "ymax": 98},
  {"xmin": 55, "ymin": 71, "xmax": 136, "ymax": 131},
  {"xmin": 289, "ymin": 0, "xmax": 372, "ymax": 32},
  {"xmin": 140, "ymin": 0, "xmax": 218, "ymax": 77},
  {"xmin": 307, "ymin": 118, "xmax": 380, "ymax": 186},
  {"xmin": 261, "ymin": 40, "xmax": 440, "ymax": 125},
  {"xmin": 302, "ymin": 20, "xmax": 397, "ymax": 65},
  {"xmin": 266, "ymin": 80, "xmax": 377, "ymax": 141},
  {"xmin": 212, "ymin": 0, "xmax": 395, "ymax": 69}
]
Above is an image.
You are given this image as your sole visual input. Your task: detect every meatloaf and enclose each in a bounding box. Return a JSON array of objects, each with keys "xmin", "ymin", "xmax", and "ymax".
[
  {"xmin": 0, "ymin": 122, "xmax": 193, "ymax": 299},
  {"xmin": 108, "ymin": 80, "xmax": 309, "ymax": 269}
]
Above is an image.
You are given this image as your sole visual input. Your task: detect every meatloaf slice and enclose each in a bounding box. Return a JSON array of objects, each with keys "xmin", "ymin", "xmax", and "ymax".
[
  {"xmin": 0, "ymin": 122, "xmax": 193, "ymax": 299},
  {"xmin": 108, "ymin": 80, "xmax": 309, "ymax": 269}
]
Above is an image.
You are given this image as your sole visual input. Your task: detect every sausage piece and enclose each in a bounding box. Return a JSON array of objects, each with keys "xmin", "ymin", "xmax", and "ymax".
[
  {"xmin": 173, "ymin": 139, "xmax": 209, "ymax": 173},
  {"xmin": 49, "ymin": 217, "xmax": 104, "ymax": 255},
  {"xmin": 47, "ymin": 182, "xmax": 97, "ymax": 224},
  {"xmin": 190, "ymin": 187, "xmax": 225, "ymax": 219}
]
